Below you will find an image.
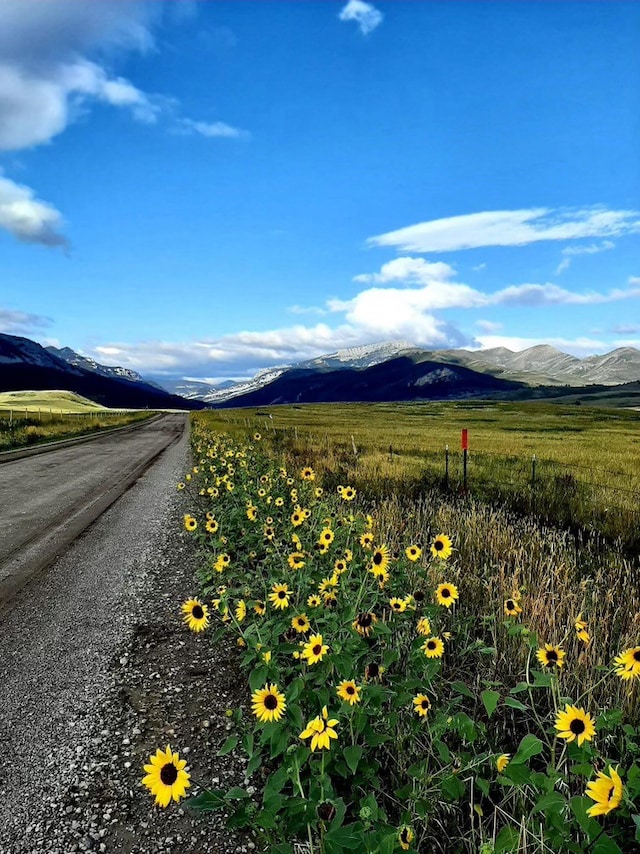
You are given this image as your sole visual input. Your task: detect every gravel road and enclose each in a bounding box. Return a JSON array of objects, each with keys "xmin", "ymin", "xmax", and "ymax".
[
  {"xmin": 0, "ymin": 413, "xmax": 186, "ymax": 608},
  {"xmin": 0, "ymin": 420, "xmax": 253, "ymax": 854}
]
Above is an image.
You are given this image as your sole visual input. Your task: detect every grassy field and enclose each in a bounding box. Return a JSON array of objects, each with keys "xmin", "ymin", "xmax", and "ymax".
[
  {"xmin": 0, "ymin": 390, "xmax": 155, "ymax": 451},
  {"xmin": 199, "ymin": 401, "xmax": 640, "ymax": 553}
]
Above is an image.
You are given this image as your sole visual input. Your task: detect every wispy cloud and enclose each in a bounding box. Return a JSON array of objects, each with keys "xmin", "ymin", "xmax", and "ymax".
[
  {"xmin": 175, "ymin": 117, "xmax": 249, "ymax": 139},
  {"xmin": 368, "ymin": 208, "xmax": 640, "ymax": 254},
  {"xmin": 555, "ymin": 239, "xmax": 615, "ymax": 274},
  {"xmin": 476, "ymin": 320, "xmax": 503, "ymax": 333},
  {"xmin": 0, "ymin": 307, "xmax": 52, "ymax": 335},
  {"xmin": 338, "ymin": 0, "xmax": 383, "ymax": 35},
  {"xmin": 0, "ymin": 172, "xmax": 68, "ymax": 247}
]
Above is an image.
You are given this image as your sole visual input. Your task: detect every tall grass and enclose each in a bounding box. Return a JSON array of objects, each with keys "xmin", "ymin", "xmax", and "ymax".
[{"xmin": 0, "ymin": 410, "xmax": 155, "ymax": 452}]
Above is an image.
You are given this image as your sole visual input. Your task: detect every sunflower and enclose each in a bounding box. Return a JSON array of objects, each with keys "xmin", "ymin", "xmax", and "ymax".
[
  {"xmin": 181, "ymin": 599, "xmax": 209, "ymax": 632},
  {"xmin": 257, "ymin": 488, "xmax": 266, "ymax": 498},
  {"xmin": 253, "ymin": 432, "xmax": 261, "ymax": 441},
  {"xmin": 142, "ymin": 745, "xmax": 191, "ymax": 807},
  {"xmin": 341, "ymin": 486, "xmax": 356, "ymax": 501},
  {"xmin": 389, "ymin": 597, "xmax": 407, "ymax": 614},
  {"xmin": 301, "ymin": 633, "xmax": 329, "ymax": 665},
  {"xmin": 183, "ymin": 514, "xmax": 197, "ymax": 532},
  {"xmin": 435, "ymin": 583, "xmax": 459, "ymax": 608},
  {"xmin": 613, "ymin": 647, "xmax": 640, "ymax": 680},
  {"xmin": 555, "ymin": 704, "xmax": 596, "ymax": 747},
  {"xmin": 416, "ymin": 616, "xmax": 432, "ymax": 636},
  {"xmin": 352, "ymin": 611, "xmax": 377, "ymax": 637},
  {"xmin": 585, "ymin": 766, "xmax": 623, "ymax": 817},
  {"xmin": 318, "ymin": 575, "xmax": 338, "ymax": 594},
  {"xmin": 315, "ymin": 541, "xmax": 329, "ymax": 556},
  {"xmin": 251, "ymin": 683, "xmax": 286, "ymax": 723},
  {"xmin": 371, "ymin": 544, "xmax": 390, "ymax": 573},
  {"xmin": 269, "ymin": 583, "xmax": 293, "ymax": 610},
  {"xmin": 299, "ymin": 706, "xmax": 339, "ymax": 751},
  {"xmin": 364, "ymin": 662, "xmax": 384, "ymax": 682},
  {"xmin": 307, "ymin": 594, "xmax": 322, "ymax": 608},
  {"xmin": 496, "ymin": 754, "xmax": 510, "ymax": 773},
  {"xmin": 292, "ymin": 533, "xmax": 303, "ymax": 549},
  {"xmin": 323, "ymin": 590, "xmax": 338, "ymax": 607},
  {"xmin": 259, "ymin": 474, "xmax": 270, "ymax": 484},
  {"xmin": 300, "ymin": 466, "xmax": 316, "ymax": 481},
  {"xmin": 291, "ymin": 614, "xmax": 311, "ymax": 633},
  {"xmin": 288, "ymin": 552, "xmax": 306, "ymax": 570},
  {"xmin": 359, "ymin": 532, "xmax": 374, "ymax": 549},
  {"xmin": 337, "ymin": 680, "xmax": 361, "ymax": 706},
  {"xmin": 205, "ymin": 518, "xmax": 219, "ymax": 534},
  {"xmin": 430, "ymin": 534, "xmax": 452, "ymax": 559},
  {"xmin": 176, "ymin": 482, "xmax": 185, "ymax": 491},
  {"xmin": 314, "ymin": 487, "xmax": 323, "ymax": 498},
  {"xmin": 398, "ymin": 826, "xmax": 414, "ymax": 851},
  {"xmin": 536, "ymin": 644, "xmax": 566, "ymax": 669},
  {"xmin": 291, "ymin": 511, "xmax": 304, "ymax": 527},
  {"xmin": 214, "ymin": 553, "xmax": 230, "ymax": 573},
  {"xmin": 235, "ymin": 600, "xmax": 247, "ymax": 623},
  {"xmin": 333, "ymin": 558, "xmax": 347, "ymax": 575},
  {"xmin": 504, "ymin": 597, "xmax": 522, "ymax": 617},
  {"xmin": 422, "ymin": 636, "xmax": 445, "ymax": 659},
  {"xmin": 254, "ymin": 600, "xmax": 266, "ymax": 616},
  {"xmin": 405, "ymin": 545, "xmax": 422, "ymax": 562},
  {"xmin": 413, "ymin": 694, "xmax": 431, "ymax": 717},
  {"xmin": 344, "ymin": 548, "xmax": 353, "ymax": 562},
  {"xmin": 273, "ymin": 496, "xmax": 284, "ymax": 507},
  {"xmin": 263, "ymin": 525, "xmax": 275, "ymax": 541},
  {"xmin": 319, "ymin": 528, "xmax": 335, "ymax": 546},
  {"xmin": 575, "ymin": 614, "xmax": 590, "ymax": 644}
]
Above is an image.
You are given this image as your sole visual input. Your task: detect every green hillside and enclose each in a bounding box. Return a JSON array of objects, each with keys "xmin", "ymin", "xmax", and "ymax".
[{"xmin": 0, "ymin": 390, "xmax": 109, "ymax": 413}]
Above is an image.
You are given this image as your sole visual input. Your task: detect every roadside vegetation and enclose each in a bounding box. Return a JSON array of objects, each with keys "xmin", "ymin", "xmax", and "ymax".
[
  {"xmin": 146, "ymin": 410, "xmax": 640, "ymax": 853},
  {"xmin": 0, "ymin": 391, "xmax": 156, "ymax": 451}
]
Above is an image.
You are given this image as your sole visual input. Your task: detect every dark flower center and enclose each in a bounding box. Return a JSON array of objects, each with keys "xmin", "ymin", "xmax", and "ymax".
[
  {"xmin": 313, "ymin": 644, "xmax": 322, "ymax": 655},
  {"xmin": 506, "ymin": 600, "xmax": 515, "ymax": 610},
  {"xmin": 421, "ymin": 700, "xmax": 429, "ymax": 709},
  {"xmin": 413, "ymin": 590, "xmax": 425, "ymax": 602},
  {"xmin": 192, "ymin": 605, "xmax": 204, "ymax": 619},
  {"xmin": 434, "ymin": 540, "xmax": 444, "ymax": 551},
  {"xmin": 441, "ymin": 588, "xmax": 451, "ymax": 598},
  {"xmin": 547, "ymin": 650, "xmax": 558, "ymax": 663},
  {"xmin": 428, "ymin": 641, "xmax": 436, "ymax": 650},
  {"xmin": 160, "ymin": 763, "xmax": 178, "ymax": 786},
  {"xmin": 400, "ymin": 829, "xmax": 410, "ymax": 843},
  {"xmin": 346, "ymin": 685, "xmax": 355, "ymax": 695},
  {"xmin": 264, "ymin": 694, "xmax": 278, "ymax": 710},
  {"xmin": 367, "ymin": 663, "xmax": 379, "ymax": 678},
  {"xmin": 569, "ymin": 718, "xmax": 586, "ymax": 735},
  {"xmin": 373, "ymin": 552, "xmax": 383, "ymax": 565},
  {"xmin": 297, "ymin": 619, "xmax": 305, "ymax": 626},
  {"xmin": 317, "ymin": 802, "xmax": 336, "ymax": 822},
  {"xmin": 278, "ymin": 591, "xmax": 286, "ymax": 599},
  {"xmin": 608, "ymin": 786, "xmax": 615, "ymax": 801},
  {"xmin": 634, "ymin": 650, "xmax": 640, "ymax": 662},
  {"xmin": 358, "ymin": 613, "xmax": 373, "ymax": 627}
]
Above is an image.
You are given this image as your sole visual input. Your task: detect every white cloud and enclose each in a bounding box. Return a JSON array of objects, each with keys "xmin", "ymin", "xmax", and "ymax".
[
  {"xmin": 368, "ymin": 207, "xmax": 640, "ymax": 254},
  {"xmin": 476, "ymin": 320, "xmax": 503, "ymax": 333},
  {"xmin": 338, "ymin": 0, "xmax": 383, "ymax": 35},
  {"xmin": 555, "ymin": 239, "xmax": 615, "ymax": 274},
  {"xmin": 0, "ymin": 172, "xmax": 67, "ymax": 247},
  {"xmin": 175, "ymin": 118, "xmax": 249, "ymax": 139},
  {"xmin": 0, "ymin": 307, "xmax": 52, "ymax": 334},
  {"xmin": 492, "ymin": 281, "xmax": 640, "ymax": 306}
]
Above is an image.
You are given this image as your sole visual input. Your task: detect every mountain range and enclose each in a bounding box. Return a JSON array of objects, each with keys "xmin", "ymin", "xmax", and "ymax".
[{"xmin": 1, "ymin": 334, "xmax": 639, "ymax": 410}]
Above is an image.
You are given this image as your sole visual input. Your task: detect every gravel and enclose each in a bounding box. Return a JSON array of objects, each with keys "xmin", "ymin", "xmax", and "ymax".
[{"xmin": 0, "ymin": 427, "xmax": 254, "ymax": 854}]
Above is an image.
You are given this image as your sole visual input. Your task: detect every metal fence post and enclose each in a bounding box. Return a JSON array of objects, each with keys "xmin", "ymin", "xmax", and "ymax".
[{"xmin": 463, "ymin": 448, "xmax": 468, "ymax": 491}]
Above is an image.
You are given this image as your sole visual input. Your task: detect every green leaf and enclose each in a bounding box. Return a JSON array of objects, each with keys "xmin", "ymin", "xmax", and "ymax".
[
  {"xmin": 270, "ymin": 724, "xmax": 289, "ymax": 758},
  {"xmin": 570, "ymin": 796, "xmax": 601, "ymax": 838},
  {"xmin": 224, "ymin": 786, "xmax": 252, "ymax": 800},
  {"xmin": 246, "ymin": 751, "xmax": 262, "ymax": 777},
  {"xmin": 255, "ymin": 809, "xmax": 277, "ymax": 829},
  {"xmin": 531, "ymin": 792, "xmax": 565, "ymax": 815},
  {"xmin": 343, "ymin": 745, "xmax": 363, "ymax": 775},
  {"xmin": 184, "ymin": 789, "xmax": 226, "ymax": 811},
  {"xmin": 495, "ymin": 825, "xmax": 520, "ymax": 853},
  {"xmin": 481, "ymin": 689, "xmax": 500, "ymax": 718},
  {"xmin": 593, "ymin": 834, "xmax": 623, "ymax": 854},
  {"xmin": 217, "ymin": 735, "xmax": 238, "ymax": 757},
  {"xmin": 249, "ymin": 665, "xmax": 268, "ymax": 692},
  {"xmin": 509, "ymin": 681, "xmax": 531, "ymax": 694},
  {"xmin": 441, "ymin": 774, "xmax": 465, "ymax": 801},
  {"xmin": 511, "ymin": 734, "xmax": 543, "ymax": 765},
  {"xmin": 504, "ymin": 697, "xmax": 528, "ymax": 711},
  {"xmin": 450, "ymin": 680, "xmax": 475, "ymax": 699},
  {"xmin": 323, "ymin": 823, "xmax": 365, "ymax": 850}
]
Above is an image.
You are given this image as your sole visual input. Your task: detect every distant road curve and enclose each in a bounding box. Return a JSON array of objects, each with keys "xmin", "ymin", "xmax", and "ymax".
[{"xmin": 0, "ymin": 413, "xmax": 187, "ymax": 611}]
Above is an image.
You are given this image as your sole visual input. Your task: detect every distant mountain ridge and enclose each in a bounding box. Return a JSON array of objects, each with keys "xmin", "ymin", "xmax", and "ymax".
[{"xmin": 0, "ymin": 334, "xmax": 204, "ymax": 410}]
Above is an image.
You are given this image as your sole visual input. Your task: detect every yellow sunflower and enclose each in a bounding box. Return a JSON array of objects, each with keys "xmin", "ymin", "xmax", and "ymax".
[
  {"xmin": 183, "ymin": 514, "xmax": 197, "ymax": 532},
  {"xmin": 142, "ymin": 745, "xmax": 191, "ymax": 807},
  {"xmin": 181, "ymin": 599, "xmax": 209, "ymax": 632},
  {"xmin": 300, "ymin": 466, "xmax": 316, "ymax": 481},
  {"xmin": 585, "ymin": 766, "xmax": 623, "ymax": 817},
  {"xmin": 422, "ymin": 636, "xmax": 445, "ymax": 659},
  {"xmin": 269, "ymin": 583, "xmax": 293, "ymax": 610},
  {"xmin": 291, "ymin": 510, "xmax": 304, "ymax": 527},
  {"xmin": 504, "ymin": 596, "xmax": 522, "ymax": 617},
  {"xmin": 398, "ymin": 826, "xmax": 414, "ymax": 851},
  {"xmin": 340, "ymin": 486, "xmax": 356, "ymax": 501},
  {"xmin": 288, "ymin": 552, "xmax": 306, "ymax": 570},
  {"xmin": 575, "ymin": 614, "xmax": 590, "ymax": 645},
  {"xmin": 251, "ymin": 683, "xmax": 287, "ymax": 723},
  {"xmin": 359, "ymin": 531, "xmax": 374, "ymax": 549},
  {"xmin": 299, "ymin": 706, "xmax": 339, "ymax": 751},
  {"xmin": 291, "ymin": 614, "xmax": 311, "ymax": 633},
  {"xmin": 389, "ymin": 597, "xmax": 407, "ymax": 614},
  {"xmin": 319, "ymin": 528, "xmax": 335, "ymax": 546},
  {"xmin": 613, "ymin": 647, "xmax": 640, "ymax": 681},
  {"xmin": 235, "ymin": 600, "xmax": 246, "ymax": 623},
  {"xmin": 307, "ymin": 594, "xmax": 322, "ymax": 608},
  {"xmin": 246, "ymin": 505, "xmax": 257, "ymax": 522},
  {"xmin": 416, "ymin": 616, "xmax": 432, "ymax": 637},
  {"xmin": 333, "ymin": 558, "xmax": 347, "ymax": 575},
  {"xmin": 352, "ymin": 611, "xmax": 377, "ymax": 637},
  {"xmin": 370, "ymin": 544, "xmax": 390, "ymax": 573},
  {"xmin": 314, "ymin": 487, "xmax": 323, "ymax": 498},
  {"xmin": 435, "ymin": 582, "xmax": 459, "ymax": 608},
  {"xmin": 496, "ymin": 754, "xmax": 510, "ymax": 773},
  {"xmin": 176, "ymin": 482, "xmax": 185, "ymax": 491},
  {"xmin": 405, "ymin": 545, "xmax": 422, "ymax": 562},
  {"xmin": 336, "ymin": 680, "xmax": 361, "ymax": 706},
  {"xmin": 536, "ymin": 644, "xmax": 566, "ymax": 669},
  {"xmin": 430, "ymin": 533, "xmax": 452, "ymax": 559},
  {"xmin": 555, "ymin": 704, "xmax": 596, "ymax": 747},
  {"xmin": 413, "ymin": 694, "xmax": 431, "ymax": 717},
  {"xmin": 301, "ymin": 633, "xmax": 329, "ymax": 665}
]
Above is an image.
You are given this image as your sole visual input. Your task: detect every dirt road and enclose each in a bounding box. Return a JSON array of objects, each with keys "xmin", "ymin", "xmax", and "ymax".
[{"xmin": 0, "ymin": 414, "xmax": 186, "ymax": 609}]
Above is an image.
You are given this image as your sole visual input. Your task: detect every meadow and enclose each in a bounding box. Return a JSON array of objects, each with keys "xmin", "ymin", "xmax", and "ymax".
[
  {"xmin": 0, "ymin": 391, "xmax": 155, "ymax": 451},
  {"xmin": 144, "ymin": 407, "xmax": 640, "ymax": 853}
]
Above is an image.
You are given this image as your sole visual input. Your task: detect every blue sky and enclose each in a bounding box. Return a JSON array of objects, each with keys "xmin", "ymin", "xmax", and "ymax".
[{"xmin": 0, "ymin": 0, "xmax": 639, "ymax": 382}]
